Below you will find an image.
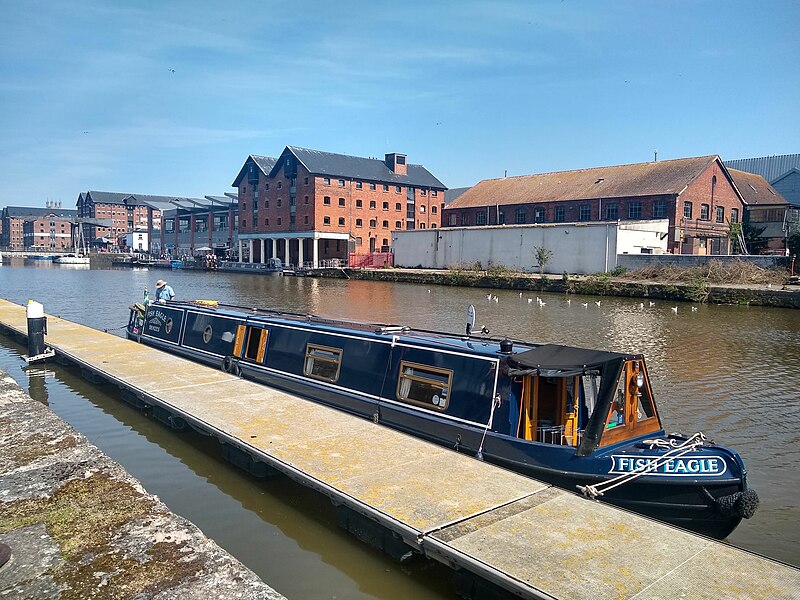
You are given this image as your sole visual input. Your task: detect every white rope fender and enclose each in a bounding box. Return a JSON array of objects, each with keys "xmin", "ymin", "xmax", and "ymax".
[{"xmin": 577, "ymin": 432, "xmax": 708, "ymax": 499}]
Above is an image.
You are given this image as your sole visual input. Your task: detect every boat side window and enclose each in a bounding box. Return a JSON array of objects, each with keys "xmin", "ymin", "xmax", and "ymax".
[
  {"xmin": 304, "ymin": 344, "xmax": 342, "ymax": 383},
  {"xmin": 397, "ymin": 362, "xmax": 452, "ymax": 410},
  {"xmin": 243, "ymin": 327, "xmax": 269, "ymax": 363}
]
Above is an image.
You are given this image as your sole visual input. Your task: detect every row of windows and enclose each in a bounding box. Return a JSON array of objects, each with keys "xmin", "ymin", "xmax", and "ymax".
[
  {"xmin": 455, "ymin": 201, "xmax": 740, "ymax": 226},
  {"xmin": 683, "ymin": 201, "xmax": 738, "ymax": 223},
  {"xmin": 244, "ymin": 177, "xmax": 439, "ymax": 197},
  {"xmin": 319, "ymin": 197, "xmax": 437, "ymax": 213},
  {"xmin": 250, "ymin": 196, "xmax": 439, "ymax": 214}
]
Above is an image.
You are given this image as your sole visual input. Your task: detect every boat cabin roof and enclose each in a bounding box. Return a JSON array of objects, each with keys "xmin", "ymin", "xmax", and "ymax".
[
  {"xmin": 184, "ymin": 301, "xmax": 535, "ymax": 358},
  {"xmin": 507, "ymin": 344, "xmax": 640, "ymax": 375}
]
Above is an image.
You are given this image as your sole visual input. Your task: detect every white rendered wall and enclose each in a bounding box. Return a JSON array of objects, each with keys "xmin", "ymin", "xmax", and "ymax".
[{"xmin": 392, "ymin": 220, "xmax": 668, "ymax": 274}]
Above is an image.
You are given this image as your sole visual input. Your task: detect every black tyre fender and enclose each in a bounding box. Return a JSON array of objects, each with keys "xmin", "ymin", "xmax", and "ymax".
[{"xmin": 222, "ymin": 356, "xmax": 234, "ymax": 373}]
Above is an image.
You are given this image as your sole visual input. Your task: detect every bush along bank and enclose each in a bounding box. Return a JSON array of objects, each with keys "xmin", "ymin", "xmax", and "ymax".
[{"xmin": 314, "ymin": 268, "xmax": 800, "ymax": 309}]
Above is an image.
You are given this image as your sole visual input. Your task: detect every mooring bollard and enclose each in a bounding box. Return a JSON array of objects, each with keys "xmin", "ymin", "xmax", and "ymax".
[{"xmin": 24, "ymin": 300, "xmax": 54, "ymax": 363}]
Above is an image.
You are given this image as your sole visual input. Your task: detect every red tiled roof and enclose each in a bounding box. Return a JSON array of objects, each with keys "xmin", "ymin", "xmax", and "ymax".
[
  {"xmin": 727, "ymin": 168, "xmax": 789, "ymax": 207},
  {"xmin": 448, "ymin": 156, "xmax": 720, "ymax": 209}
]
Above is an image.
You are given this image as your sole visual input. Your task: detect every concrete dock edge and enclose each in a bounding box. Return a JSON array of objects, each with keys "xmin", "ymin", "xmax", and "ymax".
[{"xmin": 0, "ymin": 369, "xmax": 285, "ymax": 600}]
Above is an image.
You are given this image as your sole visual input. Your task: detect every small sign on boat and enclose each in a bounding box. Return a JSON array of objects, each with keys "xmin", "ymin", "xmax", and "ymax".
[{"xmin": 609, "ymin": 455, "xmax": 727, "ymax": 477}]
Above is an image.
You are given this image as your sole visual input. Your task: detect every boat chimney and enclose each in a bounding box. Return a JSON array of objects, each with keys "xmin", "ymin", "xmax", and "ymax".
[{"xmin": 499, "ymin": 338, "xmax": 513, "ymax": 354}]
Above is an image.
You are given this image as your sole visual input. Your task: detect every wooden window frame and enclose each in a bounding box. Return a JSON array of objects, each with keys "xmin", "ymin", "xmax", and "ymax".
[
  {"xmin": 242, "ymin": 327, "xmax": 269, "ymax": 363},
  {"xmin": 396, "ymin": 361, "xmax": 453, "ymax": 411},
  {"xmin": 303, "ymin": 344, "xmax": 343, "ymax": 383},
  {"xmin": 600, "ymin": 360, "xmax": 660, "ymax": 446}
]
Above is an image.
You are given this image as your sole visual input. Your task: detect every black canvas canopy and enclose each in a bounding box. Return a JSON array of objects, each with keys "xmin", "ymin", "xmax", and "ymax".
[{"xmin": 507, "ymin": 344, "xmax": 636, "ymax": 376}]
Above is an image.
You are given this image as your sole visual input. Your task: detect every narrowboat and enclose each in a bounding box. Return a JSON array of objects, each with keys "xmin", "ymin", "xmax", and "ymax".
[{"xmin": 126, "ymin": 300, "xmax": 758, "ymax": 539}]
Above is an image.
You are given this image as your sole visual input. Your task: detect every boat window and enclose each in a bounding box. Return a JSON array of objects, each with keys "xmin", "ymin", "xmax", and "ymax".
[
  {"xmin": 244, "ymin": 328, "xmax": 268, "ymax": 363},
  {"xmin": 582, "ymin": 374, "xmax": 600, "ymax": 417},
  {"xmin": 304, "ymin": 344, "xmax": 342, "ymax": 382},
  {"xmin": 600, "ymin": 360, "xmax": 661, "ymax": 446},
  {"xmin": 397, "ymin": 362, "xmax": 452, "ymax": 410}
]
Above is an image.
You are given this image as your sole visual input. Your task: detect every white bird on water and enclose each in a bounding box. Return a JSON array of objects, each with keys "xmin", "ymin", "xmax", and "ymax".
[
  {"xmin": 566, "ymin": 298, "xmax": 571, "ymax": 305},
  {"xmin": 582, "ymin": 302, "xmax": 589, "ymax": 308},
  {"xmin": 486, "ymin": 294, "xmax": 492, "ymax": 300},
  {"xmin": 595, "ymin": 301, "xmax": 601, "ymax": 307},
  {"xmin": 493, "ymin": 296, "xmax": 499, "ymax": 303},
  {"xmin": 527, "ymin": 298, "xmax": 533, "ymax": 303},
  {"xmin": 649, "ymin": 301, "xmax": 655, "ymax": 307},
  {"xmin": 519, "ymin": 292, "xmax": 523, "ymax": 298},
  {"xmin": 671, "ymin": 306, "xmax": 678, "ymax": 313},
  {"xmin": 691, "ymin": 306, "xmax": 698, "ymax": 312},
  {"xmin": 639, "ymin": 303, "xmax": 644, "ymax": 309}
]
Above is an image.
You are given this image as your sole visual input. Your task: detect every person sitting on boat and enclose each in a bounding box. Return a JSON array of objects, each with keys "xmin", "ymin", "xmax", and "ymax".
[{"xmin": 155, "ymin": 279, "xmax": 175, "ymax": 303}]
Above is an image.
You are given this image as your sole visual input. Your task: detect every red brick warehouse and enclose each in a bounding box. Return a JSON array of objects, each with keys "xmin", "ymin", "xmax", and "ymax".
[
  {"xmin": 233, "ymin": 146, "xmax": 447, "ymax": 267},
  {"xmin": 443, "ymin": 156, "xmax": 746, "ymax": 255}
]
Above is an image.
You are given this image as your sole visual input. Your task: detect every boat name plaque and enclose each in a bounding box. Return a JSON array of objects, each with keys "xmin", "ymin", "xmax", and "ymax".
[{"xmin": 609, "ymin": 455, "xmax": 727, "ymax": 477}]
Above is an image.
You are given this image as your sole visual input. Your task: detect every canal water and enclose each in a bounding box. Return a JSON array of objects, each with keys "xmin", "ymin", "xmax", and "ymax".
[{"xmin": 0, "ymin": 260, "xmax": 798, "ymax": 596}]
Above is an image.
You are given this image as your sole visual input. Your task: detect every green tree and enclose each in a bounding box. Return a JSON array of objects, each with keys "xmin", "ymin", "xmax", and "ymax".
[
  {"xmin": 534, "ymin": 245, "xmax": 553, "ymax": 275},
  {"xmin": 729, "ymin": 221, "xmax": 768, "ymax": 254}
]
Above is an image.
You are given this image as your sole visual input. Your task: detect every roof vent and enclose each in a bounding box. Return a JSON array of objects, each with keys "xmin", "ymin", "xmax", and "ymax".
[
  {"xmin": 499, "ymin": 338, "xmax": 513, "ymax": 354},
  {"xmin": 595, "ymin": 178, "xmax": 604, "ymax": 184}
]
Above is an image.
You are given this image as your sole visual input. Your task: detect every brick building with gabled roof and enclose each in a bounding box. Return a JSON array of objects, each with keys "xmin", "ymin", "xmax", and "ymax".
[
  {"xmin": 1, "ymin": 206, "xmax": 78, "ymax": 251},
  {"xmin": 728, "ymin": 168, "xmax": 791, "ymax": 253},
  {"xmin": 444, "ymin": 155, "xmax": 746, "ymax": 255},
  {"xmin": 77, "ymin": 190, "xmax": 206, "ymax": 252},
  {"xmin": 233, "ymin": 146, "xmax": 446, "ymax": 267}
]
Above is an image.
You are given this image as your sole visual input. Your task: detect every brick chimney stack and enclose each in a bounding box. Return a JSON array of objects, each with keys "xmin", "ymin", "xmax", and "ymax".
[{"xmin": 385, "ymin": 153, "xmax": 407, "ymax": 176}]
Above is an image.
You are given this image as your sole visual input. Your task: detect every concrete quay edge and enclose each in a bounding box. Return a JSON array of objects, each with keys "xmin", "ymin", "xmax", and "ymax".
[
  {"xmin": 0, "ymin": 369, "xmax": 285, "ymax": 600},
  {"xmin": 311, "ymin": 268, "xmax": 800, "ymax": 309}
]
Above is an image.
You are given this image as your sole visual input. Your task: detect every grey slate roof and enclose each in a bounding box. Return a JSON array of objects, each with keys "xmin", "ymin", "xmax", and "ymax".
[
  {"xmin": 3, "ymin": 206, "xmax": 78, "ymax": 219},
  {"xmin": 83, "ymin": 191, "xmax": 209, "ymax": 211},
  {"xmin": 272, "ymin": 146, "xmax": 447, "ymax": 189},
  {"xmin": 445, "ymin": 187, "xmax": 471, "ymax": 205},
  {"xmin": 231, "ymin": 155, "xmax": 278, "ymax": 187}
]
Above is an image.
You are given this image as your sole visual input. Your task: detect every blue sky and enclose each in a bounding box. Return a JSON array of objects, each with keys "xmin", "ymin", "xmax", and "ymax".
[{"xmin": 1, "ymin": 0, "xmax": 797, "ymax": 207}]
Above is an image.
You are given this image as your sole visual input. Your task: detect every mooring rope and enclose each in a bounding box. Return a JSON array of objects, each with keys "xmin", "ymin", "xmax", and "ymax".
[
  {"xmin": 577, "ymin": 432, "xmax": 707, "ymax": 499},
  {"xmin": 103, "ymin": 324, "xmax": 130, "ymax": 333}
]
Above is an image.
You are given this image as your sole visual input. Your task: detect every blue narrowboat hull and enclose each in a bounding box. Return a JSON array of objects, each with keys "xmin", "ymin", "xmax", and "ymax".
[{"xmin": 126, "ymin": 301, "xmax": 757, "ymax": 539}]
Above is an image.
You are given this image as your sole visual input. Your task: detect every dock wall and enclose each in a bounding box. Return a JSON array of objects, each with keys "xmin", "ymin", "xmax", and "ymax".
[
  {"xmin": 314, "ymin": 268, "xmax": 800, "ymax": 308},
  {"xmin": 0, "ymin": 369, "xmax": 284, "ymax": 600}
]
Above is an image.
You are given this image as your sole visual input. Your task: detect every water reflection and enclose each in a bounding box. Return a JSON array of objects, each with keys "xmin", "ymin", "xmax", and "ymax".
[{"xmin": 23, "ymin": 364, "xmax": 51, "ymax": 405}]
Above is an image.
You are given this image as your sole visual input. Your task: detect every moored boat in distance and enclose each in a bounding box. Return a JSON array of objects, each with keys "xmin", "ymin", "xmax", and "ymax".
[
  {"xmin": 53, "ymin": 253, "xmax": 90, "ymax": 265},
  {"xmin": 126, "ymin": 300, "xmax": 759, "ymax": 539}
]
